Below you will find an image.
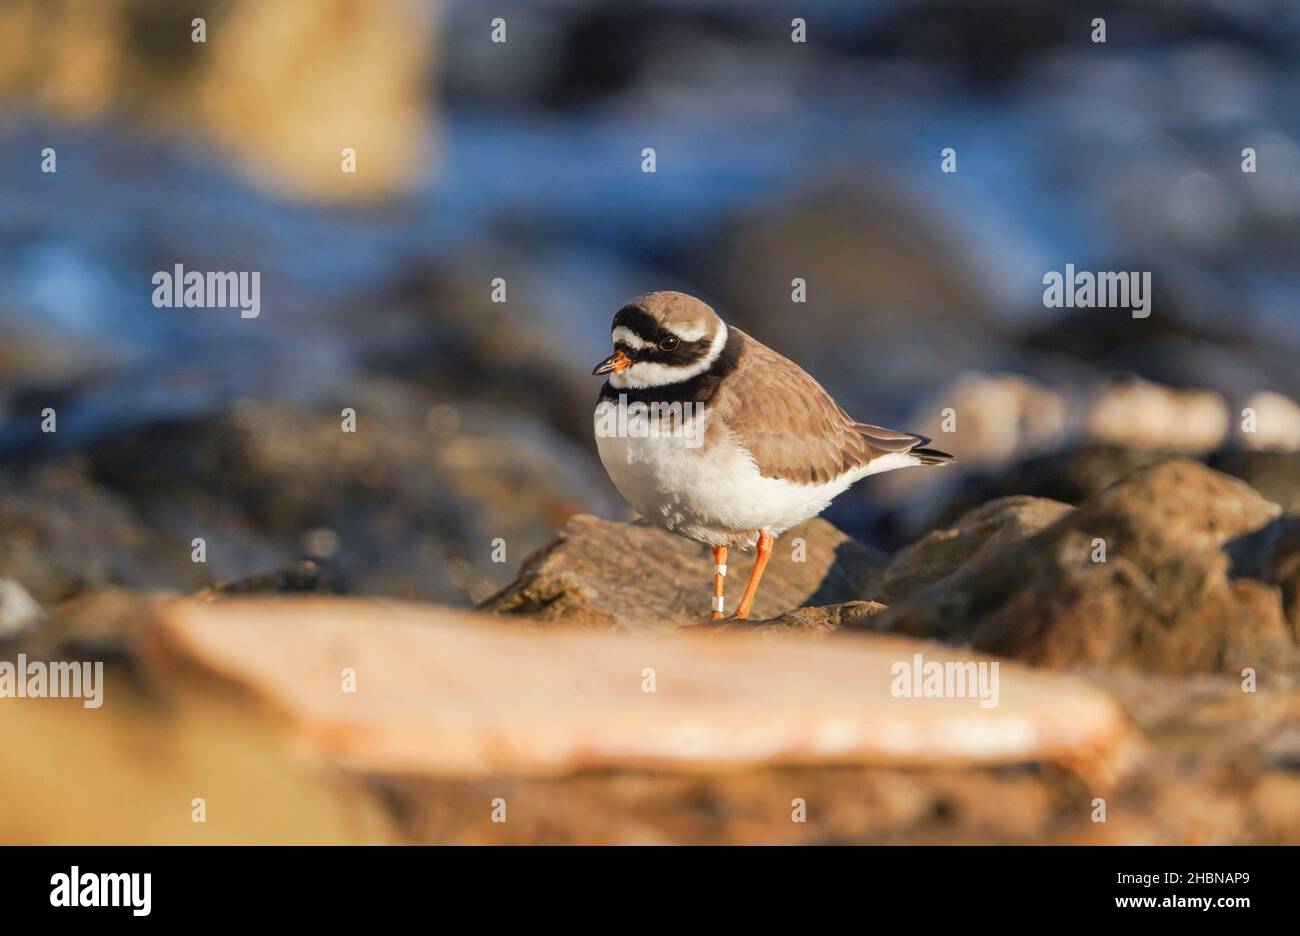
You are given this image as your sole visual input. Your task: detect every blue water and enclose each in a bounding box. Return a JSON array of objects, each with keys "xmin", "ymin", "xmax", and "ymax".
[{"xmin": 2, "ymin": 0, "xmax": 1299, "ymax": 455}]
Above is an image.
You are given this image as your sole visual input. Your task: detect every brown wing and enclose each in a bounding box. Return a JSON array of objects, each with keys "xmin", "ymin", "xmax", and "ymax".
[{"xmin": 712, "ymin": 329, "xmax": 928, "ymax": 485}]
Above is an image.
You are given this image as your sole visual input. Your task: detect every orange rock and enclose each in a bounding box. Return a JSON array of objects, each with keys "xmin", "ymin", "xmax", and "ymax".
[{"xmin": 144, "ymin": 597, "xmax": 1133, "ymax": 782}]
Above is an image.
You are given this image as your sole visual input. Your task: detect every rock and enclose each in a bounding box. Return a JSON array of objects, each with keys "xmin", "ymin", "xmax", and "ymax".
[
  {"xmin": 0, "ymin": 378, "xmax": 616, "ymax": 609},
  {"xmin": 864, "ymin": 374, "xmax": 1071, "ymax": 535},
  {"xmin": 933, "ymin": 444, "xmax": 1175, "ymax": 529},
  {"xmin": 880, "ymin": 375, "xmax": 1241, "ymax": 536},
  {"xmin": 23, "ymin": 587, "xmax": 158, "ymax": 664},
  {"xmin": 717, "ymin": 188, "xmax": 1000, "ymax": 345},
  {"xmin": 1208, "ymin": 450, "xmax": 1300, "ymax": 514},
  {"xmin": 682, "ymin": 601, "xmax": 887, "ymax": 638},
  {"xmin": 479, "ymin": 514, "xmax": 884, "ymax": 631},
  {"xmin": 899, "ymin": 372, "xmax": 1070, "ymax": 472},
  {"xmin": 10, "ymin": 588, "xmax": 1293, "ymax": 844},
  {"xmin": 861, "ymin": 497, "xmax": 1073, "ymax": 605},
  {"xmin": 199, "ymin": 561, "xmax": 341, "ymax": 598},
  {"xmin": 369, "ymin": 267, "xmax": 600, "ymax": 444},
  {"xmin": 0, "ymin": 649, "xmax": 391, "ymax": 844},
  {"xmin": 709, "ymin": 185, "xmax": 1009, "ymax": 419},
  {"xmin": 1020, "ymin": 306, "xmax": 1207, "ymax": 366},
  {"xmin": 0, "ymin": 0, "xmax": 437, "ymax": 203},
  {"xmin": 0, "ymin": 579, "xmax": 45, "ymax": 639},
  {"xmin": 1084, "ymin": 376, "xmax": 1229, "ymax": 453},
  {"xmin": 857, "ymin": 460, "xmax": 1299, "ymax": 677},
  {"xmin": 1264, "ymin": 518, "xmax": 1300, "ymax": 638},
  {"xmin": 0, "ymin": 461, "xmax": 194, "ymax": 606},
  {"xmin": 144, "ymin": 597, "xmax": 1133, "ymax": 778},
  {"xmin": 71, "ymin": 379, "xmax": 616, "ymax": 605},
  {"xmin": 1066, "ymin": 666, "xmax": 1300, "ymax": 844},
  {"xmin": 1236, "ymin": 391, "xmax": 1300, "ymax": 451}
]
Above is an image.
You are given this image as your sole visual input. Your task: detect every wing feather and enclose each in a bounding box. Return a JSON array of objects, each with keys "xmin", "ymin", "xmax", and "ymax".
[{"xmin": 713, "ymin": 330, "xmax": 931, "ymax": 484}]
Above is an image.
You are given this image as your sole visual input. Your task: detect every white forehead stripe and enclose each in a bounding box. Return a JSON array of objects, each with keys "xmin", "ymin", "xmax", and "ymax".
[
  {"xmin": 610, "ymin": 323, "xmax": 728, "ymax": 390},
  {"xmin": 611, "ymin": 326, "xmax": 651, "ymax": 350},
  {"xmin": 673, "ymin": 321, "xmax": 710, "ymax": 342}
]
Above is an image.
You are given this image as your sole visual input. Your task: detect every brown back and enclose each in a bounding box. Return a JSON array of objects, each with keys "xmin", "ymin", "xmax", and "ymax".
[{"xmin": 712, "ymin": 329, "xmax": 923, "ymax": 485}]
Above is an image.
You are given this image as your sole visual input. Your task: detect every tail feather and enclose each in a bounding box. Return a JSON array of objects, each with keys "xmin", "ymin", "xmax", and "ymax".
[
  {"xmin": 855, "ymin": 422, "xmax": 930, "ymax": 453},
  {"xmin": 854, "ymin": 422, "xmax": 954, "ymax": 466}
]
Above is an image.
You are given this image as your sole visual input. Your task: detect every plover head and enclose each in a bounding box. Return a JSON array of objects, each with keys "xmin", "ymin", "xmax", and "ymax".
[{"xmin": 592, "ymin": 291, "xmax": 728, "ymax": 389}]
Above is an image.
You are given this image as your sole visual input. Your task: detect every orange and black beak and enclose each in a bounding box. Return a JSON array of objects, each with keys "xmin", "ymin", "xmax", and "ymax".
[{"xmin": 592, "ymin": 349, "xmax": 632, "ymax": 376}]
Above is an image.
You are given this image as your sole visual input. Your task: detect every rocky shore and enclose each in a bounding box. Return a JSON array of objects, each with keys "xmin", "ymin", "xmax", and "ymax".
[
  {"xmin": 2, "ymin": 0, "xmax": 1298, "ymax": 845},
  {"xmin": 3, "ymin": 438, "xmax": 1297, "ymax": 844}
]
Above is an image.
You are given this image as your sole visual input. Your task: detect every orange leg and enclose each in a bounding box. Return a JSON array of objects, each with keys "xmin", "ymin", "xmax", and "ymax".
[
  {"xmin": 732, "ymin": 530, "xmax": 774, "ymax": 620},
  {"xmin": 711, "ymin": 546, "xmax": 728, "ymax": 620}
]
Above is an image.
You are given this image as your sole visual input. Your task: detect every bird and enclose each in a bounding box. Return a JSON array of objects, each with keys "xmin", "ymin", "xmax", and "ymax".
[{"xmin": 592, "ymin": 291, "xmax": 953, "ymax": 622}]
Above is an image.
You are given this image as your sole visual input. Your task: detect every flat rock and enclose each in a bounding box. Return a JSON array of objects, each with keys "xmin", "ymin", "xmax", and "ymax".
[
  {"xmin": 144, "ymin": 597, "xmax": 1132, "ymax": 779},
  {"xmin": 479, "ymin": 514, "xmax": 884, "ymax": 632},
  {"xmin": 857, "ymin": 460, "xmax": 1300, "ymax": 676}
]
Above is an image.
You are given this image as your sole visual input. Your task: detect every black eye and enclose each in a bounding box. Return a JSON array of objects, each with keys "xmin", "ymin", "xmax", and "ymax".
[{"xmin": 659, "ymin": 335, "xmax": 680, "ymax": 351}]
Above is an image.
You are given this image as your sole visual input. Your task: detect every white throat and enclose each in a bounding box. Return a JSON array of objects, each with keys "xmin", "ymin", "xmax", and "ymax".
[{"xmin": 610, "ymin": 323, "xmax": 728, "ymax": 390}]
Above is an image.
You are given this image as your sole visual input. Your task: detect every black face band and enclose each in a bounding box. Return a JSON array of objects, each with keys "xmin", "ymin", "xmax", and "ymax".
[
  {"xmin": 611, "ymin": 304, "xmax": 661, "ymax": 342},
  {"xmin": 598, "ymin": 326, "xmax": 742, "ymax": 405},
  {"xmin": 611, "ymin": 304, "xmax": 713, "ymax": 365}
]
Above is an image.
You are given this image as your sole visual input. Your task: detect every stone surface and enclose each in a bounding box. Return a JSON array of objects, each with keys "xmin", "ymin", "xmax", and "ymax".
[
  {"xmin": 0, "ymin": 380, "xmax": 615, "ymax": 608},
  {"xmin": 480, "ymin": 514, "xmax": 885, "ymax": 632},
  {"xmin": 0, "ymin": 0, "xmax": 436, "ymax": 202},
  {"xmin": 1209, "ymin": 450, "xmax": 1300, "ymax": 515},
  {"xmin": 0, "ymin": 579, "xmax": 45, "ymax": 639},
  {"xmin": 382, "ymin": 672, "xmax": 1300, "ymax": 844},
  {"xmin": 0, "ymin": 461, "xmax": 179, "ymax": 607},
  {"xmin": 1084, "ymin": 376, "xmax": 1229, "ymax": 453},
  {"xmin": 1263, "ymin": 518, "xmax": 1300, "ymax": 638},
  {"xmin": 681, "ymin": 601, "xmax": 888, "ymax": 638},
  {"xmin": 857, "ymin": 460, "xmax": 1300, "ymax": 677},
  {"xmin": 144, "ymin": 597, "xmax": 1132, "ymax": 778},
  {"xmin": 32, "ymin": 587, "xmax": 156, "ymax": 662},
  {"xmin": 0, "ymin": 663, "xmax": 391, "ymax": 845},
  {"xmin": 709, "ymin": 186, "xmax": 1009, "ymax": 423},
  {"xmin": 860, "ymin": 496, "xmax": 1073, "ymax": 605},
  {"xmin": 0, "ymin": 0, "xmax": 1297, "ymax": 847},
  {"xmin": 902, "ymin": 372, "xmax": 1069, "ymax": 471},
  {"xmin": 199, "ymin": 561, "xmax": 341, "ymax": 598},
  {"xmin": 6, "ymin": 592, "xmax": 1296, "ymax": 845},
  {"xmin": 1236, "ymin": 391, "xmax": 1300, "ymax": 451},
  {"xmin": 932, "ymin": 444, "xmax": 1176, "ymax": 529}
]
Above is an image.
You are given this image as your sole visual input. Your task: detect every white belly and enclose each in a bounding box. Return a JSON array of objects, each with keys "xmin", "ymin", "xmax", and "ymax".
[{"xmin": 594, "ymin": 404, "xmax": 889, "ymax": 548}]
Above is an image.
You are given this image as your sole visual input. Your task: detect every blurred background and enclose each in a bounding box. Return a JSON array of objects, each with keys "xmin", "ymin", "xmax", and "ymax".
[{"xmin": 1, "ymin": 0, "xmax": 1299, "ymax": 615}]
